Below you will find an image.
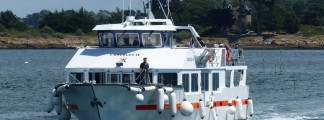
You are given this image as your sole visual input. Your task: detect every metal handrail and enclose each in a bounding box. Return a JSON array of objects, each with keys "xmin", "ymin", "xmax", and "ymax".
[{"xmin": 69, "ymin": 73, "xmax": 81, "ymax": 83}]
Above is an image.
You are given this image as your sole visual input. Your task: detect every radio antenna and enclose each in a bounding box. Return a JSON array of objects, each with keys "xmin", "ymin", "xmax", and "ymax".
[{"xmin": 122, "ymin": 0, "xmax": 125, "ymax": 23}]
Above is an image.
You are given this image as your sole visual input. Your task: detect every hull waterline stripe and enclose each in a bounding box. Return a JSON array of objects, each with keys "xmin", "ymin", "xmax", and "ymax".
[
  {"xmin": 136, "ymin": 99, "xmax": 248, "ymax": 110},
  {"xmin": 67, "ymin": 104, "xmax": 79, "ymax": 110}
]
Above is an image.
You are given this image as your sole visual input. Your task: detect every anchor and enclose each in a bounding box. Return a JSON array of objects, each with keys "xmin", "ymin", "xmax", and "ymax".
[{"xmin": 90, "ymin": 97, "xmax": 103, "ymax": 108}]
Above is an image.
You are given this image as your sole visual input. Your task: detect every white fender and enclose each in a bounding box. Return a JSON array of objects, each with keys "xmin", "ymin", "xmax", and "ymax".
[
  {"xmin": 143, "ymin": 86, "xmax": 156, "ymax": 91},
  {"xmin": 157, "ymin": 88, "xmax": 165, "ymax": 113},
  {"xmin": 198, "ymin": 99, "xmax": 206, "ymax": 119},
  {"xmin": 210, "ymin": 107, "xmax": 218, "ymax": 120},
  {"xmin": 247, "ymin": 98, "xmax": 254, "ymax": 117},
  {"xmin": 235, "ymin": 98, "xmax": 244, "ymax": 119},
  {"xmin": 163, "ymin": 87, "xmax": 173, "ymax": 93},
  {"xmin": 227, "ymin": 105, "xmax": 236, "ymax": 115},
  {"xmin": 58, "ymin": 105, "xmax": 71, "ymax": 120},
  {"xmin": 46, "ymin": 89, "xmax": 55, "ymax": 113},
  {"xmin": 169, "ymin": 92, "xmax": 177, "ymax": 117},
  {"xmin": 180, "ymin": 99, "xmax": 193, "ymax": 116},
  {"xmin": 54, "ymin": 95, "xmax": 63, "ymax": 115},
  {"xmin": 129, "ymin": 87, "xmax": 142, "ymax": 93},
  {"xmin": 135, "ymin": 93, "xmax": 144, "ymax": 103},
  {"xmin": 55, "ymin": 104, "xmax": 62, "ymax": 115},
  {"xmin": 164, "ymin": 94, "xmax": 169, "ymax": 104},
  {"xmin": 52, "ymin": 96, "xmax": 62, "ymax": 105},
  {"xmin": 56, "ymin": 85, "xmax": 69, "ymax": 94}
]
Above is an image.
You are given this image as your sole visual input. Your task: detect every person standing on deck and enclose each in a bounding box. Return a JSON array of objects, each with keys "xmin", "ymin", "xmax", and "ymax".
[{"xmin": 140, "ymin": 57, "xmax": 150, "ymax": 84}]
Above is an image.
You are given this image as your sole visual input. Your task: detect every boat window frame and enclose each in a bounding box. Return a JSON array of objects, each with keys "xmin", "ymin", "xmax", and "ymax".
[
  {"xmin": 212, "ymin": 72, "xmax": 220, "ymax": 91},
  {"xmin": 182, "ymin": 73, "xmax": 190, "ymax": 92},
  {"xmin": 141, "ymin": 32, "xmax": 163, "ymax": 47},
  {"xmin": 163, "ymin": 31, "xmax": 173, "ymax": 48},
  {"xmin": 157, "ymin": 73, "xmax": 178, "ymax": 85},
  {"xmin": 89, "ymin": 72, "xmax": 106, "ymax": 84},
  {"xmin": 191, "ymin": 73, "xmax": 199, "ymax": 92},
  {"xmin": 115, "ymin": 33, "xmax": 140, "ymax": 47},
  {"xmin": 122, "ymin": 73, "xmax": 135, "ymax": 84},
  {"xmin": 98, "ymin": 32, "xmax": 115, "ymax": 48},
  {"xmin": 69, "ymin": 72, "xmax": 85, "ymax": 83},
  {"xmin": 106, "ymin": 73, "xmax": 135, "ymax": 84},
  {"xmin": 201, "ymin": 72, "xmax": 209, "ymax": 91}
]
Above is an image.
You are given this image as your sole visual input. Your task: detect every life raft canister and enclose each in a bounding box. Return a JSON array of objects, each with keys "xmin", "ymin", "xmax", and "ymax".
[
  {"xmin": 209, "ymin": 55, "xmax": 213, "ymax": 63},
  {"xmin": 226, "ymin": 50, "xmax": 231, "ymax": 62}
]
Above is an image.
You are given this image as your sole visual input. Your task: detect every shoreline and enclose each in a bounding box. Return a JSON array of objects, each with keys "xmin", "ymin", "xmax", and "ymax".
[{"xmin": 0, "ymin": 34, "xmax": 323, "ymax": 49}]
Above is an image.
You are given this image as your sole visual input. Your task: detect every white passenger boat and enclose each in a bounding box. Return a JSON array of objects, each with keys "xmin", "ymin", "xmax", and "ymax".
[{"xmin": 47, "ymin": 1, "xmax": 253, "ymax": 120}]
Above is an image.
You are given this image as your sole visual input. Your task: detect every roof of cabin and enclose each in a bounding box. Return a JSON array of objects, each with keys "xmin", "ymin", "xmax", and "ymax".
[
  {"xmin": 66, "ymin": 48, "xmax": 201, "ymax": 69},
  {"xmin": 92, "ymin": 19, "xmax": 176, "ymax": 31}
]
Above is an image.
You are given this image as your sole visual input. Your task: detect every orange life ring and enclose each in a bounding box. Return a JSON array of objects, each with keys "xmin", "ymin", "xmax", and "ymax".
[{"xmin": 226, "ymin": 50, "xmax": 231, "ymax": 62}]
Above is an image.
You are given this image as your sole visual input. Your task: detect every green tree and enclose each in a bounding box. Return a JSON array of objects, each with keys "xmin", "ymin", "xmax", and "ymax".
[
  {"xmin": 249, "ymin": 0, "xmax": 272, "ymax": 35},
  {"xmin": 95, "ymin": 10, "xmax": 110, "ymax": 24},
  {"xmin": 263, "ymin": 4, "xmax": 285, "ymax": 32},
  {"xmin": 0, "ymin": 10, "xmax": 28, "ymax": 31},
  {"xmin": 205, "ymin": 8, "xmax": 234, "ymax": 35},
  {"xmin": 293, "ymin": 0, "xmax": 307, "ymax": 16},
  {"xmin": 303, "ymin": 3, "xmax": 324, "ymax": 26},
  {"xmin": 67, "ymin": 8, "xmax": 96, "ymax": 33},
  {"xmin": 39, "ymin": 8, "xmax": 96, "ymax": 33},
  {"xmin": 23, "ymin": 10, "xmax": 50, "ymax": 26},
  {"xmin": 284, "ymin": 9, "xmax": 300, "ymax": 33},
  {"xmin": 39, "ymin": 10, "xmax": 68, "ymax": 32}
]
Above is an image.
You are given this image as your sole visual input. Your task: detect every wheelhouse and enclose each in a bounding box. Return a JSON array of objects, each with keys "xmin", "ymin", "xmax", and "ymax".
[{"xmin": 97, "ymin": 30, "xmax": 173, "ymax": 48}]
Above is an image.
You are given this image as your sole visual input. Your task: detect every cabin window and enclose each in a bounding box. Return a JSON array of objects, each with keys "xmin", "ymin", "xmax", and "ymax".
[
  {"xmin": 69, "ymin": 73, "xmax": 84, "ymax": 83},
  {"xmin": 107, "ymin": 74, "xmax": 121, "ymax": 83},
  {"xmin": 89, "ymin": 72, "xmax": 106, "ymax": 84},
  {"xmin": 201, "ymin": 73, "xmax": 209, "ymax": 91},
  {"xmin": 122, "ymin": 74, "xmax": 134, "ymax": 83},
  {"xmin": 212, "ymin": 73, "xmax": 219, "ymax": 91},
  {"xmin": 116, "ymin": 33, "xmax": 139, "ymax": 47},
  {"xmin": 99, "ymin": 33, "xmax": 114, "ymax": 47},
  {"xmin": 163, "ymin": 32, "xmax": 172, "ymax": 47},
  {"xmin": 182, "ymin": 74, "xmax": 189, "ymax": 92},
  {"xmin": 191, "ymin": 73, "xmax": 198, "ymax": 92},
  {"xmin": 142, "ymin": 33, "xmax": 162, "ymax": 47},
  {"xmin": 135, "ymin": 73, "xmax": 152, "ymax": 84},
  {"xmin": 158, "ymin": 73, "xmax": 177, "ymax": 85}
]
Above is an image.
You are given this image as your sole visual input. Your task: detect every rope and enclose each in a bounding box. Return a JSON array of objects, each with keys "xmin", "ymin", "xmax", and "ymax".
[
  {"xmin": 69, "ymin": 73, "xmax": 81, "ymax": 83},
  {"xmin": 90, "ymin": 83, "xmax": 101, "ymax": 120}
]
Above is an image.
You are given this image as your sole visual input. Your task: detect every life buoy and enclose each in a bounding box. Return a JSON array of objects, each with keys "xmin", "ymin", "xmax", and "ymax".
[{"xmin": 226, "ymin": 50, "xmax": 231, "ymax": 62}]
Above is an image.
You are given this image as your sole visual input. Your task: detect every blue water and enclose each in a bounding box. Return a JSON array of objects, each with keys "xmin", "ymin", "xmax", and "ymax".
[{"xmin": 0, "ymin": 49, "xmax": 323, "ymax": 120}]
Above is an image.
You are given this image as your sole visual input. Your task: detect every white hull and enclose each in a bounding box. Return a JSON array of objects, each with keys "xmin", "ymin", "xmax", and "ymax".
[{"xmin": 62, "ymin": 84, "xmax": 249, "ymax": 120}]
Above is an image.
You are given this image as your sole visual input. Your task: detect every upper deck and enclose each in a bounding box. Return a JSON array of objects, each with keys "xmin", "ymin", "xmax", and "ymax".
[{"xmin": 92, "ymin": 17, "xmax": 204, "ymax": 48}]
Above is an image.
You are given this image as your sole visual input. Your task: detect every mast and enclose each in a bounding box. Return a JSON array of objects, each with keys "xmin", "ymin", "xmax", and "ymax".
[{"xmin": 148, "ymin": 0, "xmax": 151, "ymax": 19}]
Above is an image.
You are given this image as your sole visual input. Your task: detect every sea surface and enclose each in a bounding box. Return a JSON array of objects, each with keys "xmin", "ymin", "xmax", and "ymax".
[{"xmin": 0, "ymin": 49, "xmax": 323, "ymax": 120}]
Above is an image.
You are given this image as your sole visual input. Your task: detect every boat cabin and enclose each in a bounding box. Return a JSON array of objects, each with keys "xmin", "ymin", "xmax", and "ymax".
[{"xmin": 65, "ymin": 17, "xmax": 247, "ymax": 94}]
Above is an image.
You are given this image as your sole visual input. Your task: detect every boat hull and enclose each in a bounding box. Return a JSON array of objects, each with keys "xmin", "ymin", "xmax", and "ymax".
[{"xmin": 62, "ymin": 84, "xmax": 249, "ymax": 120}]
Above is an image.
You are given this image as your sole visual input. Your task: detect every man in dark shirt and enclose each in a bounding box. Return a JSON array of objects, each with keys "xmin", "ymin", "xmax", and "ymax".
[{"xmin": 140, "ymin": 57, "xmax": 149, "ymax": 84}]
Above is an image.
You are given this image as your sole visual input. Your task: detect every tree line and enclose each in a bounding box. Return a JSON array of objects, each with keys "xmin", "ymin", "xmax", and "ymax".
[{"xmin": 0, "ymin": 0, "xmax": 324, "ymax": 36}]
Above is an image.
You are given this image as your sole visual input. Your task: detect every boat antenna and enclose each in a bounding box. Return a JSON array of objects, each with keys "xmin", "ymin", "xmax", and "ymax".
[
  {"xmin": 143, "ymin": 1, "xmax": 146, "ymax": 17},
  {"xmin": 129, "ymin": 0, "xmax": 132, "ymax": 16},
  {"xmin": 167, "ymin": 0, "xmax": 170, "ymax": 18},
  {"xmin": 122, "ymin": 0, "xmax": 125, "ymax": 23},
  {"xmin": 157, "ymin": 0, "xmax": 167, "ymax": 19},
  {"xmin": 148, "ymin": 0, "xmax": 151, "ymax": 19}
]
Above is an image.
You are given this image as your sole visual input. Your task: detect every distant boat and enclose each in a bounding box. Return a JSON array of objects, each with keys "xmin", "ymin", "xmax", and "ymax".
[{"xmin": 46, "ymin": 0, "xmax": 253, "ymax": 120}]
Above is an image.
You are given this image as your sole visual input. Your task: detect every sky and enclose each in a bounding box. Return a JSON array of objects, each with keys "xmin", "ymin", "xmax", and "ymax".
[{"xmin": 0, "ymin": 0, "xmax": 146, "ymax": 18}]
